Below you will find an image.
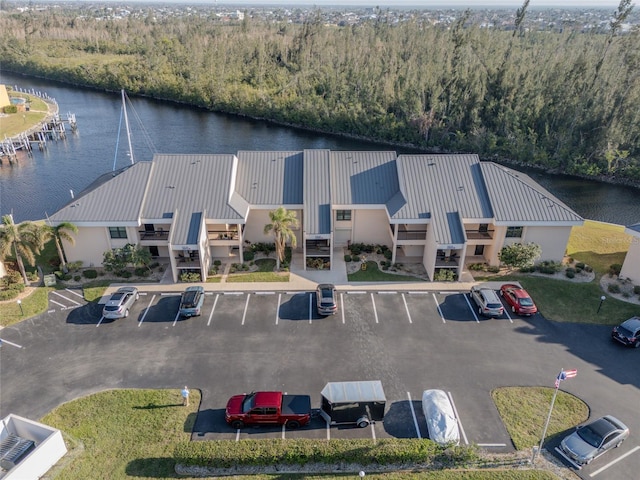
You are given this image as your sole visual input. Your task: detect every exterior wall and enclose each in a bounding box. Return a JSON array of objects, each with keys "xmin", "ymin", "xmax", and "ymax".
[
  {"xmin": 352, "ymin": 209, "xmax": 392, "ymax": 247},
  {"xmin": 487, "ymin": 225, "xmax": 508, "ymax": 265},
  {"xmin": 61, "ymin": 227, "xmax": 112, "ymax": 267},
  {"xmin": 522, "ymin": 226, "xmax": 573, "ymax": 262},
  {"xmin": 244, "ymin": 209, "xmax": 302, "ymax": 248},
  {"xmin": 620, "ymin": 237, "xmax": 640, "ymax": 284},
  {"xmin": 424, "ymin": 225, "xmax": 438, "ymax": 281},
  {"xmin": 399, "ymin": 245, "xmax": 424, "ymax": 256},
  {"xmin": 334, "ymin": 228, "xmax": 351, "ymax": 246}
]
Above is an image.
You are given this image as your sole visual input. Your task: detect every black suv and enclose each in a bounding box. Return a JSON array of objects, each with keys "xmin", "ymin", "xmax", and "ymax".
[{"xmin": 611, "ymin": 316, "xmax": 640, "ymax": 347}]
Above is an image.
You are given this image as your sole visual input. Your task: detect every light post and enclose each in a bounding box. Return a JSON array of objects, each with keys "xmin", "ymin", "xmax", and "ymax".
[
  {"xmin": 597, "ymin": 295, "xmax": 606, "ymax": 314},
  {"xmin": 359, "ymin": 472, "xmax": 365, "ymax": 478},
  {"xmin": 17, "ymin": 299, "xmax": 24, "ymax": 316}
]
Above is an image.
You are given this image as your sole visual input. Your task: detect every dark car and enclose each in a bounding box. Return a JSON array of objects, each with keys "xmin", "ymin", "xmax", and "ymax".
[
  {"xmin": 316, "ymin": 283, "xmax": 337, "ymax": 316},
  {"xmin": 500, "ymin": 283, "xmax": 538, "ymax": 316},
  {"xmin": 611, "ymin": 316, "xmax": 640, "ymax": 347},
  {"xmin": 558, "ymin": 415, "xmax": 629, "ymax": 467},
  {"xmin": 102, "ymin": 287, "xmax": 139, "ymax": 319},
  {"xmin": 179, "ymin": 286, "xmax": 205, "ymax": 317}
]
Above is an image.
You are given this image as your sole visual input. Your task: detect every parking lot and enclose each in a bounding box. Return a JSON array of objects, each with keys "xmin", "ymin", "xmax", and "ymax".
[{"xmin": 1, "ymin": 285, "xmax": 639, "ymax": 479}]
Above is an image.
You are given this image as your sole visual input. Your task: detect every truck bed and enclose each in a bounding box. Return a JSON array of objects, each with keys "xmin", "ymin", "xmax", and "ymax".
[{"xmin": 281, "ymin": 395, "xmax": 312, "ymax": 415}]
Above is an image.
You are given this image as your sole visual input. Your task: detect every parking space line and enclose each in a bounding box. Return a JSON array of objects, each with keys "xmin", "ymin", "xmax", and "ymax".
[
  {"xmin": 326, "ymin": 418, "xmax": 331, "ymax": 440},
  {"xmin": 408, "ymin": 291, "xmax": 429, "ymax": 295},
  {"xmin": 309, "ymin": 293, "xmax": 313, "ymax": 324},
  {"xmin": 432, "ymin": 293, "xmax": 446, "ymax": 323},
  {"xmin": 281, "ymin": 424, "xmax": 286, "ymax": 439},
  {"xmin": 275, "ymin": 293, "xmax": 281, "ymax": 325},
  {"xmin": 241, "ymin": 294, "xmax": 251, "ymax": 325},
  {"xmin": 447, "ymin": 391, "xmax": 468, "ymax": 445},
  {"xmin": 407, "ymin": 392, "xmax": 421, "ymax": 439},
  {"xmin": 65, "ymin": 288, "xmax": 84, "ymax": 298},
  {"xmin": 51, "ymin": 290, "xmax": 82, "ymax": 306},
  {"xmin": 96, "ymin": 316, "xmax": 105, "ymax": 327},
  {"xmin": 378, "ymin": 291, "xmax": 397, "ymax": 294},
  {"xmin": 401, "ymin": 294, "xmax": 412, "ymax": 324},
  {"xmin": 347, "ymin": 291, "xmax": 366, "ymax": 294},
  {"xmin": 370, "ymin": 293, "xmax": 379, "ymax": 323},
  {"xmin": 439, "ymin": 291, "xmax": 459, "ymax": 295},
  {"xmin": 340, "ymin": 293, "xmax": 345, "ymax": 324},
  {"xmin": 224, "ymin": 292, "xmax": 244, "ymax": 295},
  {"xmin": 589, "ymin": 445, "xmax": 640, "ymax": 477},
  {"xmin": 172, "ymin": 310, "xmax": 181, "ymax": 327},
  {"xmin": 463, "ymin": 294, "xmax": 480, "ymax": 323},
  {"xmin": 255, "ymin": 291, "xmax": 275, "ymax": 295},
  {"xmin": 49, "ymin": 299, "xmax": 66, "ymax": 308},
  {"xmin": 504, "ymin": 309, "xmax": 514, "ymax": 323},
  {"xmin": 235, "ymin": 429, "xmax": 240, "ymax": 442},
  {"xmin": 160, "ymin": 292, "xmax": 181, "ymax": 296},
  {"xmin": 0, "ymin": 338, "xmax": 23, "ymax": 349},
  {"xmin": 207, "ymin": 294, "xmax": 219, "ymax": 326},
  {"xmin": 477, "ymin": 443, "xmax": 507, "ymax": 447},
  {"xmin": 138, "ymin": 294, "xmax": 156, "ymax": 327}
]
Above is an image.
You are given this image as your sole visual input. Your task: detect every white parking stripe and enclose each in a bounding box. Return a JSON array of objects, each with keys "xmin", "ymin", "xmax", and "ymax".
[
  {"xmin": 408, "ymin": 291, "xmax": 429, "ymax": 295},
  {"xmin": 447, "ymin": 391, "xmax": 468, "ymax": 445},
  {"xmin": 378, "ymin": 291, "xmax": 397, "ymax": 294},
  {"xmin": 172, "ymin": 310, "xmax": 181, "ymax": 327},
  {"xmin": 371, "ymin": 293, "xmax": 379, "ymax": 323},
  {"xmin": 477, "ymin": 443, "xmax": 507, "ymax": 447},
  {"xmin": 281, "ymin": 424, "xmax": 286, "ymax": 439},
  {"xmin": 0, "ymin": 338, "xmax": 23, "ymax": 349},
  {"xmin": 463, "ymin": 294, "xmax": 480, "ymax": 323},
  {"xmin": 347, "ymin": 291, "xmax": 366, "ymax": 294},
  {"xmin": 407, "ymin": 392, "xmax": 421, "ymax": 439},
  {"xmin": 440, "ymin": 291, "xmax": 459, "ymax": 295},
  {"xmin": 432, "ymin": 293, "xmax": 446, "ymax": 323},
  {"xmin": 589, "ymin": 445, "xmax": 640, "ymax": 477},
  {"xmin": 401, "ymin": 294, "xmax": 412, "ymax": 324},
  {"xmin": 309, "ymin": 293, "xmax": 313, "ymax": 324},
  {"xmin": 326, "ymin": 418, "xmax": 331, "ymax": 440},
  {"xmin": 224, "ymin": 292, "xmax": 244, "ymax": 295},
  {"xmin": 207, "ymin": 294, "xmax": 219, "ymax": 327},
  {"xmin": 160, "ymin": 292, "xmax": 181, "ymax": 296},
  {"xmin": 235, "ymin": 429, "xmax": 240, "ymax": 442},
  {"xmin": 241, "ymin": 294, "xmax": 251, "ymax": 325},
  {"xmin": 504, "ymin": 309, "xmax": 514, "ymax": 323},
  {"xmin": 371, "ymin": 422, "xmax": 377, "ymax": 443},
  {"xmin": 49, "ymin": 299, "xmax": 66, "ymax": 308},
  {"xmin": 255, "ymin": 291, "xmax": 275, "ymax": 295},
  {"xmin": 138, "ymin": 295, "xmax": 156, "ymax": 327},
  {"xmin": 51, "ymin": 290, "xmax": 82, "ymax": 306},
  {"xmin": 96, "ymin": 316, "xmax": 105, "ymax": 327},
  {"xmin": 65, "ymin": 288, "xmax": 84, "ymax": 298},
  {"xmin": 340, "ymin": 293, "xmax": 345, "ymax": 324},
  {"xmin": 275, "ymin": 293, "xmax": 281, "ymax": 325}
]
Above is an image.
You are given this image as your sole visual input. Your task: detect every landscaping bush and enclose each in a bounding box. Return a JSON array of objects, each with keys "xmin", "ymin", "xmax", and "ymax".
[
  {"xmin": 27, "ymin": 271, "xmax": 39, "ymax": 282},
  {"xmin": 537, "ymin": 260, "xmax": 561, "ymax": 274},
  {"xmin": 349, "ymin": 244, "xmax": 361, "ymax": 255},
  {"xmin": 213, "ymin": 260, "xmax": 222, "ymax": 266},
  {"xmin": 565, "ymin": 268, "xmax": 576, "ymax": 279},
  {"xmin": 3, "ymin": 104, "xmax": 18, "ymax": 114},
  {"xmin": 243, "ymin": 250, "xmax": 255, "ymax": 261},
  {"xmin": 344, "ymin": 254, "xmax": 351, "ymax": 262},
  {"xmin": 634, "ymin": 285, "xmax": 640, "ymax": 295},
  {"xmin": 608, "ymin": 283, "xmax": 621, "ymax": 294},
  {"xmin": 519, "ymin": 265, "xmax": 536, "ymax": 273},
  {"xmin": 284, "ymin": 246, "xmax": 292, "ymax": 264},
  {"xmin": 434, "ymin": 269, "xmax": 456, "ymax": 281},
  {"xmin": 74, "ymin": 275, "xmax": 81, "ymax": 282},
  {"xmin": 575, "ymin": 262, "xmax": 586, "ymax": 270},
  {"xmin": 469, "ymin": 263, "xmax": 485, "ymax": 271},
  {"xmin": 584, "ymin": 264, "xmax": 593, "ymax": 273},
  {"xmin": 608, "ymin": 263, "xmax": 622, "ymax": 276},
  {"xmin": 180, "ymin": 272, "xmax": 201, "ymax": 282},
  {"xmin": 149, "ymin": 262, "xmax": 160, "ymax": 269},
  {"xmin": 383, "ymin": 249, "xmax": 392, "ymax": 260},
  {"xmin": 3, "ymin": 271, "xmax": 23, "ymax": 286},
  {"xmin": 118, "ymin": 270, "xmax": 133, "ymax": 279},
  {"xmin": 135, "ymin": 267, "xmax": 150, "ymax": 277},
  {"xmin": 351, "ymin": 255, "xmax": 360, "ymax": 262},
  {"xmin": 487, "ymin": 265, "xmax": 501, "ymax": 273},
  {"xmin": 83, "ymin": 269, "xmax": 98, "ymax": 279},
  {"xmin": 0, "ymin": 289, "xmax": 20, "ymax": 301}
]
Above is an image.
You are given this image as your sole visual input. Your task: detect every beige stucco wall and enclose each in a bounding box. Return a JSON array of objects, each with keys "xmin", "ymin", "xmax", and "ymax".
[
  {"xmin": 620, "ymin": 237, "xmax": 640, "ymax": 284},
  {"xmin": 352, "ymin": 209, "xmax": 392, "ymax": 246},
  {"xmin": 244, "ymin": 209, "xmax": 302, "ymax": 247},
  {"xmin": 61, "ymin": 227, "xmax": 112, "ymax": 267},
  {"xmin": 522, "ymin": 226, "xmax": 573, "ymax": 263}
]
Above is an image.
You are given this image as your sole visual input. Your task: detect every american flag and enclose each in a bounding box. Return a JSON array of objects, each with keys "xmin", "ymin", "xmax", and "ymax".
[{"xmin": 555, "ymin": 369, "xmax": 578, "ymax": 388}]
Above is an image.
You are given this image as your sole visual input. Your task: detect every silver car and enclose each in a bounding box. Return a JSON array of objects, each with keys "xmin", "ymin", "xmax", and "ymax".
[
  {"xmin": 102, "ymin": 287, "xmax": 139, "ymax": 319},
  {"xmin": 469, "ymin": 286, "xmax": 504, "ymax": 317},
  {"xmin": 558, "ymin": 415, "xmax": 629, "ymax": 467}
]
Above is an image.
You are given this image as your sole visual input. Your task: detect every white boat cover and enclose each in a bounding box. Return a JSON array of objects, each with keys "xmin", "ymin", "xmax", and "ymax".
[{"xmin": 421, "ymin": 389, "xmax": 460, "ymax": 446}]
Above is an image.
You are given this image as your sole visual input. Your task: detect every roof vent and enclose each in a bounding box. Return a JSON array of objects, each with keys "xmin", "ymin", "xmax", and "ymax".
[{"xmin": 166, "ymin": 185, "xmax": 175, "ymax": 189}]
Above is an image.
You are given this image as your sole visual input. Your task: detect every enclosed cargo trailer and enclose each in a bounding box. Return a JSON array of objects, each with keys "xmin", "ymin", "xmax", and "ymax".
[{"xmin": 319, "ymin": 380, "xmax": 386, "ymax": 428}]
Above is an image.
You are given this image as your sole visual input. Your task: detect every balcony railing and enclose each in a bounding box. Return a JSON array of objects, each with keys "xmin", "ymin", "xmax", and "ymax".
[
  {"xmin": 397, "ymin": 230, "xmax": 427, "ymax": 241},
  {"xmin": 465, "ymin": 229, "xmax": 494, "ymax": 240},
  {"xmin": 208, "ymin": 230, "xmax": 239, "ymax": 241},
  {"xmin": 139, "ymin": 230, "xmax": 169, "ymax": 241}
]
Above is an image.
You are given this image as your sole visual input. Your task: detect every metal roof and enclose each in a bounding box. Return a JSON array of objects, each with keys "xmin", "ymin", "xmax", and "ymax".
[
  {"xmin": 330, "ymin": 151, "xmax": 399, "ymax": 205},
  {"xmin": 49, "ymin": 162, "xmax": 152, "ymax": 225},
  {"xmin": 321, "ymin": 381, "xmax": 386, "ymax": 403},
  {"xmin": 480, "ymin": 163, "xmax": 583, "ymax": 224},
  {"xmin": 303, "ymin": 149, "xmax": 332, "ymax": 235},
  {"xmin": 626, "ymin": 223, "xmax": 640, "ymax": 235},
  {"xmin": 235, "ymin": 151, "xmax": 303, "ymax": 206},
  {"xmin": 394, "ymin": 154, "xmax": 492, "ymax": 244}
]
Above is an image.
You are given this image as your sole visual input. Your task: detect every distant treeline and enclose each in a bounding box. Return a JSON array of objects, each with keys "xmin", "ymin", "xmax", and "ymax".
[{"xmin": 1, "ymin": 2, "xmax": 639, "ymax": 184}]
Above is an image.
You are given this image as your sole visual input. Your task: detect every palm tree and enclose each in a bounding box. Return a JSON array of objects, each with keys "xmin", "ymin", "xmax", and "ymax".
[
  {"xmin": 46, "ymin": 222, "xmax": 78, "ymax": 270},
  {"xmin": 263, "ymin": 207, "xmax": 299, "ymax": 270},
  {"xmin": 0, "ymin": 214, "xmax": 43, "ymax": 284}
]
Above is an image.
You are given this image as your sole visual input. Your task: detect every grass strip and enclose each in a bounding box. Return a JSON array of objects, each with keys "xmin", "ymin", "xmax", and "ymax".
[{"xmin": 0, "ymin": 287, "xmax": 51, "ymax": 327}]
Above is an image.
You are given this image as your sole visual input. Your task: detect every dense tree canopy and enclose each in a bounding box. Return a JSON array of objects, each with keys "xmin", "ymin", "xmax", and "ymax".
[{"xmin": 1, "ymin": 3, "xmax": 639, "ymax": 183}]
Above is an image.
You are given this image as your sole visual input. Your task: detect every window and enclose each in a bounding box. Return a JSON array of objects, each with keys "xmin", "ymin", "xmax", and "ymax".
[
  {"xmin": 108, "ymin": 226, "xmax": 127, "ymax": 239},
  {"xmin": 336, "ymin": 210, "xmax": 351, "ymax": 221},
  {"xmin": 506, "ymin": 226, "xmax": 523, "ymax": 238}
]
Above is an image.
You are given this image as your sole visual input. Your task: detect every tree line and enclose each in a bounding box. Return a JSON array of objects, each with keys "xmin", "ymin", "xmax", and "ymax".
[{"xmin": 1, "ymin": 2, "xmax": 639, "ymax": 184}]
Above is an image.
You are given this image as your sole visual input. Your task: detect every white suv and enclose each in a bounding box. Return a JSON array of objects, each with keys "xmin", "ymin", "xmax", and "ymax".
[{"xmin": 469, "ymin": 286, "xmax": 504, "ymax": 317}]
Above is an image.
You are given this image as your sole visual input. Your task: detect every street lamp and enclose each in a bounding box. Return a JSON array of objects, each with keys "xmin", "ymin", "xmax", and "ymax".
[
  {"xmin": 597, "ymin": 295, "xmax": 606, "ymax": 314},
  {"xmin": 359, "ymin": 472, "xmax": 365, "ymax": 478},
  {"xmin": 17, "ymin": 299, "xmax": 24, "ymax": 316}
]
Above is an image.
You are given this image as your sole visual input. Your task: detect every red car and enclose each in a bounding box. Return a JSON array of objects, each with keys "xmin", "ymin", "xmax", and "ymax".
[{"xmin": 500, "ymin": 284, "xmax": 537, "ymax": 315}]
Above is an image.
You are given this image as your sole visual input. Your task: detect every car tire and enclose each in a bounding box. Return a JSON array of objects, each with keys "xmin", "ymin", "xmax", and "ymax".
[
  {"xmin": 135, "ymin": 293, "xmax": 139, "ymax": 300},
  {"xmin": 615, "ymin": 440, "xmax": 624, "ymax": 448},
  {"xmin": 635, "ymin": 342, "xmax": 640, "ymax": 348},
  {"xmin": 500, "ymin": 290, "xmax": 504, "ymax": 296},
  {"xmin": 231, "ymin": 420, "xmax": 244, "ymax": 429},
  {"xmin": 287, "ymin": 420, "xmax": 301, "ymax": 429},
  {"xmin": 356, "ymin": 417, "xmax": 370, "ymax": 428},
  {"xmin": 478, "ymin": 306, "xmax": 483, "ymax": 316},
  {"xmin": 124, "ymin": 309, "xmax": 129, "ymax": 318}
]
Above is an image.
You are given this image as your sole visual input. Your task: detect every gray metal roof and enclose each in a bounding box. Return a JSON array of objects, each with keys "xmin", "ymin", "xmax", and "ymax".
[
  {"xmin": 330, "ymin": 151, "xmax": 399, "ymax": 205},
  {"xmin": 626, "ymin": 223, "xmax": 640, "ymax": 235},
  {"xmin": 49, "ymin": 162, "xmax": 152, "ymax": 225},
  {"xmin": 235, "ymin": 151, "xmax": 303, "ymax": 206},
  {"xmin": 394, "ymin": 154, "xmax": 492, "ymax": 245},
  {"xmin": 303, "ymin": 149, "xmax": 332, "ymax": 235},
  {"xmin": 321, "ymin": 381, "xmax": 386, "ymax": 403},
  {"xmin": 480, "ymin": 163, "xmax": 583, "ymax": 224}
]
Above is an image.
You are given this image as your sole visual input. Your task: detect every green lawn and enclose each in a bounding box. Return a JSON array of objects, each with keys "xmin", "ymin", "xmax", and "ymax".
[
  {"xmin": 0, "ymin": 287, "xmax": 51, "ymax": 327},
  {"xmin": 566, "ymin": 220, "xmax": 631, "ymax": 275},
  {"xmin": 348, "ymin": 261, "xmax": 425, "ymax": 282},
  {"xmin": 226, "ymin": 271, "xmax": 290, "ymax": 283},
  {"xmin": 1, "ymin": 92, "xmax": 50, "ymax": 137}
]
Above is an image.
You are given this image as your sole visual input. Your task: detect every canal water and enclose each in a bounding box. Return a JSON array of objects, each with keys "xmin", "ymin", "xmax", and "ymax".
[{"xmin": 1, "ymin": 70, "xmax": 640, "ymax": 225}]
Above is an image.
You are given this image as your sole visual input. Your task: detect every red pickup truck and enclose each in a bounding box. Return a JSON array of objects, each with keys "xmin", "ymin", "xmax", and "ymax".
[{"xmin": 225, "ymin": 391, "xmax": 312, "ymax": 429}]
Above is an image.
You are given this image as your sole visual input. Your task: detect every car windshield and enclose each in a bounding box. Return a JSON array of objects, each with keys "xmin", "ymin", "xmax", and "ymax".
[
  {"xmin": 181, "ymin": 292, "xmax": 199, "ymax": 307},
  {"xmin": 487, "ymin": 303, "xmax": 502, "ymax": 309},
  {"xmin": 111, "ymin": 293, "xmax": 125, "ymax": 301},
  {"xmin": 104, "ymin": 305, "xmax": 121, "ymax": 312},
  {"xmin": 519, "ymin": 297, "xmax": 534, "ymax": 306},
  {"xmin": 242, "ymin": 393, "xmax": 256, "ymax": 413},
  {"xmin": 577, "ymin": 426, "xmax": 604, "ymax": 448},
  {"xmin": 617, "ymin": 326, "xmax": 634, "ymax": 336}
]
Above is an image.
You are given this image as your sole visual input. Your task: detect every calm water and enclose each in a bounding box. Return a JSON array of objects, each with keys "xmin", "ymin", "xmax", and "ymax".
[{"xmin": 2, "ymin": 71, "xmax": 640, "ymax": 225}]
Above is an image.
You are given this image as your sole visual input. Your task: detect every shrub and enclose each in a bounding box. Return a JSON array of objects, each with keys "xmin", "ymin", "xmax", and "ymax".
[
  {"xmin": 350, "ymin": 244, "xmax": 361, "ymax": 255},
  {"xmin": 180, "ymin": 272, "xmax": 201, "ymax": 282},
  {"xmin": 575, "ymin": 262, "xmax": 586, "ymax": 270},
  {"xmin": 344, "ymin": 254, "xmax": 351, "ymax": 262},
  {"xmin": 83, "ymin": 269, "xmax": 98, "ymax": 279},
  {"xmin": 487, "ymin": 266, "xmax": 500, "ymax": 273},
  {"xmin": 66, "ymin": 261, "xmax": 84, "ymax": 272},
  {"xmin": 382, "ymin": 264, "xmax": 389, "ymax": 270},
  {"xmin": 27, "ymin": 271, "xmax": 39, "ymax": 282},
  {"xmin": 8, "ymin": 283, "xmax": 25, "ymax": 293},
  {"xmin": 383, "ymin": 249, "xmax": 392, "ymax": 260},
  {"xmin": 584, "ymin": 264, "xmax": 593, "ymax": 273},
  {"xmin": 135, "ymin": 267, "xmax": 150, "ymax": 277},
  {"xmin": 519, "ymin": 265, "xmax": 535, "ymax": 273},
  {"xmin": 213, "ymin": 260, "xmax": 222, "ymax": 266},
  {"xmin": 243, "ymin": 250, "xmax": 255, "ymax": 261},
  {"xmin": 351, "ymin": 255, "xmax": 360, "ymax": 262},
  {"xmin": 469, "ymin": 263, "xmax": 485, "ymax": 271},
  {"xmin": 609, "ymin": 264, "xmax": 622, "ymax": 276},
  {"xmin": 434, "ymin": 269, "xmax": 456, "ymax": 281},
  {"xmin": 118, "ymin": 270, "xmax": 133, "ymax": 279},
  {"xmin": 634, "ymin": 286, "xmax": 640, "ymax": 295},
  {"xmin": 0, "ymin": 289, "xmax": 20, "ymax": 301},
  {"xmin": 74, "ymin": 275, "xmax": 81, "ymax": 282},
  {"xmin": 5, "ymin": 271, "xmax": 23, "ymax": 285},
  {"xmin": 537, "ymin": 260, "xmax": 561, "ymax": 274},
  {"xmin": 3, "ymin": 105, "xmax": 18, "ymax": 114},
  {"xmin": 565, "ymin": 268, "xmax": 575, "ymax": 279},
  {"xmin": 608, "ymin": 283, "xmax": 621, "ymax": 294}
]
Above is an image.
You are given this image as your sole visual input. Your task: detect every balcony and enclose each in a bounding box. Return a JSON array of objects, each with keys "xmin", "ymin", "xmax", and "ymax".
[
  {"xmin": 398, "ymin": 230, "xmax": 427, "ymax": 241},
  {"xmin": 465, "ymin": 229, "xmax": 494, "ymax": 240},
  {"xmin": 139, "ymin": 229, "xmax": 169, "ymax": 241},
  {"xmin": 208, "ymin": 230, "xmax": 239, "ymax": 241}
]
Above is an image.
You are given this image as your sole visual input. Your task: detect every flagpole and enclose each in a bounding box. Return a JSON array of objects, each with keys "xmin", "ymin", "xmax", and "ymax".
[{"xmin": 532, "ymin": 370, "xmax": 562, "ymax": 464}]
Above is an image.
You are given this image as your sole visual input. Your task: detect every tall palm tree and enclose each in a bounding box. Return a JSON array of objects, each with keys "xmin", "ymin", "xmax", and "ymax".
[
  {"xmin": 263, "ymin": 207, "xmax": 299, "ymax": 270},
  {"xmin": 0, "ymin": 214, "xmax": 43, "ymax": 284},
  {"xmin": 46, "ymin": 222, "xmax": 78, "ymax": 270}
]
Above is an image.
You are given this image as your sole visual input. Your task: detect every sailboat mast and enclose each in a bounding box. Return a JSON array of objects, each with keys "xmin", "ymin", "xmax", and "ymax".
[{"xmin": 122, "ymin": 89, "xmax": 135, "ymax": 165}]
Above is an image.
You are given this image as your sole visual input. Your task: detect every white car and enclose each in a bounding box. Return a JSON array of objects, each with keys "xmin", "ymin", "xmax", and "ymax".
[{"xmin": 421, "ymin": 389, "xmax": 460, "ymax": 446}]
